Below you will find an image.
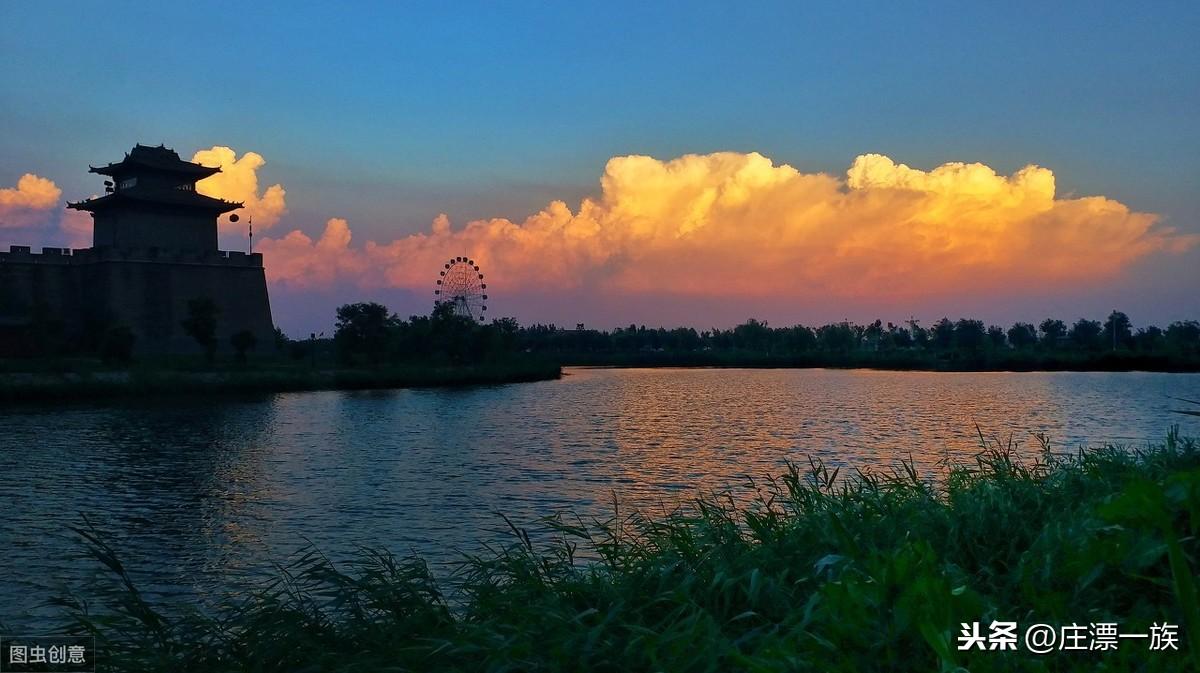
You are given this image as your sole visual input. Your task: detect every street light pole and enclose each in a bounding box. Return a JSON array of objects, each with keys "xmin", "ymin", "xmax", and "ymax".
[{"xmin": 1112, "ymin": 310, "xmax": 1117, "ymax": 352}]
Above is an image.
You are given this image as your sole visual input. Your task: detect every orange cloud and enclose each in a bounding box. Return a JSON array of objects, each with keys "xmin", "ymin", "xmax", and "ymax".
[
  {"xmin": 191, "ymin": 146, "xmax": 287, "ymax": 231},
  {"xmin": 253, "ymin": 151, "xmax": 1197, "ymax": 301},
  {"xmin": 3, "ymin": 146, "xmax": 287, "ymax": 246},
  {"xmin": 0, "ymin": 174, "xmax": 61, "ymax": 228},
  {"xmin": 255, "ymin": 217, "xmax": 366, "ymax": 287},
  {"xmin": 59, "ymin": 209, "xmax": 93, "ymax": 248}
]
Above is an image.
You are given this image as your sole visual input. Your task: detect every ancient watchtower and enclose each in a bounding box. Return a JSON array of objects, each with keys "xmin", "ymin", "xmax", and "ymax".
[
  {"xmin": 0, "ymin": 144, "xmax": 275, "ymax": 355},
  {"xmin": 70, "ymin": 144, "xmax": 238, "ymax": 252}
]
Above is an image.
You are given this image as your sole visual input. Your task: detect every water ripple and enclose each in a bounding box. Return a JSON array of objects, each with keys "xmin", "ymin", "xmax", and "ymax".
[{"xmin": 1, "ymin": 368, "xmax": 1198, "ymax": 629}]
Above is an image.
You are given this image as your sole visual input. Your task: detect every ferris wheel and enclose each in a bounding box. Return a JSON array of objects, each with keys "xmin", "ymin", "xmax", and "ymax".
[{"xmin": 434, "ymin": 256, "xmax": 488, "ymax": 320}]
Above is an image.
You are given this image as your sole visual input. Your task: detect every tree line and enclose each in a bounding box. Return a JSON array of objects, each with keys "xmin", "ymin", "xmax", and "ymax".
[
  {"xmin": 515, "ymin": 313, "xmax": 1200, "ymax": 358},
  {"xmin": 327, "ymin": 303, "xmax": 1200, "ymax": 369},
  {"xmin": 10, "ymin": 296, "xmax": 1197, "ymax": 370},
  {"xmin": 327, "ymin": 301, "xmax": 519, "ymax": 366}
]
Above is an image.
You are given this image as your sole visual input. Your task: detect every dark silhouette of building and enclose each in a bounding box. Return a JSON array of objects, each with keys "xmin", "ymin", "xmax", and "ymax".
[{"xmin": 0, "ymin": 144, "xmax": 274, "ymax": 354}]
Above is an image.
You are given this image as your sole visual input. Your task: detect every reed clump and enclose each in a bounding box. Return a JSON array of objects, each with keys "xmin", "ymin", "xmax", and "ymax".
[{"xmin": 57, "ymin": 430, "xmax": 1200, "ymax": 671}]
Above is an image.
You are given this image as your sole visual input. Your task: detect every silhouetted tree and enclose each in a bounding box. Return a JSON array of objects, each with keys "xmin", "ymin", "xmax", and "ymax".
[
  {"xmin": 1101, "ymin": 311, "xmax": 1133, "ymax": 351},
  {"xmin": 1039, "ymin": 319, "xmax": 1067, "ymax": 348},
  {"xmin": 1133, "ymin": 326, "xmax": 1165, "ymax": 352},
  {"xmin": 734, "ymin": 319, "xmax": 772, "ymax": 353},
  {"xmin": 1166, "ymin": 321, "xmax": 1200, "ymax": 353},
  {"xmin": 288, "ymin": 339, "xmax": 309, "ymax": 361},
  {"xmin": 181, "ymin": 298, "xmax": 220, "ymax": 363},
  {"xmin": 1069, "ymin": 319, "xmax": 1103, "ymax": 351},
  {"xmin": 1007, "ymin": 323, "xmax": 1037, "ymax": 349},
  {"xmin": 932, "ymin": 318, "xmax": 956, "ymax": 350},
  {"xmin": 954, "ymin": 319, "xmax": 986, "ymax": 351},
  {"xmin": 863, "ymin": 320, "xmax": 884, "ymax": 351},
  {"xmin": 907, "ymin": 319, "xmax": 929, "ymax": 349},
  {"xmin": 670, "ymin": 326, "xmax": 703, "ymax": 351},
  {"xmin": 986, "ymin": 325, "xmax": 1007, "ymax": 349},
  {"xmin": 489, "ymin": 317, "xmax": 520, "ymax": 355},
  {"xmin": 334, "ymin": 302, "xmax": 396, "ymax": 364},
  {"xmin": 312, "ymin": 301, "xmax": 1200, "ymax": 370},
  {"xmin": 784, "ymin": 325, "xmax": 818, "ymax": 352},
  {"xmin": 273, "ymin": 326, "xmax": 288, "ymax": 352},
  {"xmin": 429, "ymin": 300, "xmax": 480, "ymax": 363},
  {"xmin": 817, "ymin": 322, "xmax": 857, "ymax": 352},
  {"xmin": 231, "ymin": 329, "xmax": 257, "ymax": 364},
  {"xmin": 888, "ymin": 323, "xmax": 913, "ymax": 349}
]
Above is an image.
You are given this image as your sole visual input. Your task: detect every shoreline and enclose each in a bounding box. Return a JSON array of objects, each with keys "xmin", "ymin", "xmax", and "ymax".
[
  {"xmin": 2, "ymin": 353, "xmax": 1197, "ymax": 404},
  {"xmin": 555, "ymin": 352, "xmax": 1200, "ymax": 373},
  {"xmin": 0, "ymin": 360, "xmax": 562, "ymax": 404}
]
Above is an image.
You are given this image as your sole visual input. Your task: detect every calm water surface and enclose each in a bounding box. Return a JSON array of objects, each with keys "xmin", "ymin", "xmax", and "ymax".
[{"xmin": 2, "ymin": 367, "xmax": 1199, "ymax": 628}]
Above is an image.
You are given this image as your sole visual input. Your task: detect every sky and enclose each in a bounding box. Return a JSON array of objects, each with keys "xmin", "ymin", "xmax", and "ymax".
[{"xmin": 2, "ymin": 1, "xmax": 1198, "ymax": 336}]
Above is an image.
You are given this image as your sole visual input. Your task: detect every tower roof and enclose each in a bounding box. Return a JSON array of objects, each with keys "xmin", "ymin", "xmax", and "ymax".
[
  {"xmin": 88, "ymin": 144, "xmax": 221, "ymax": 179},
  {"xmin": 68, "ymin": 187, "xmax": 242, "ymax": 214}
]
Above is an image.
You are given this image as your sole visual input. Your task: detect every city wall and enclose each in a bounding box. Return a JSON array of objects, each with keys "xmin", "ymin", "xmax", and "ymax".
[{"xmin": 0, "ymin": 246, "xmax": 274, "ymax": 354}]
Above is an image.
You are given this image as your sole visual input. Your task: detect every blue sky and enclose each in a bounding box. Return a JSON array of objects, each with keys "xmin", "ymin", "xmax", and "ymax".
[{"xmin": 2, "ymin": 2, "xmax": 1198, "ymax": 331}]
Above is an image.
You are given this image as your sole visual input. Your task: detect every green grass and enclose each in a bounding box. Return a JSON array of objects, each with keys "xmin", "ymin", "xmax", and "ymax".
[
  {"xmin": 0, "ymin": 359, "xmax": 561, "ymax": 403},
  {"xmin": 50, "ymin": 430, "xmax": 1200, "ymax": 671}
]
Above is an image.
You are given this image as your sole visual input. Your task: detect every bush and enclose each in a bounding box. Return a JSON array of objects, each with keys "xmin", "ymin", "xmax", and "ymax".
[
  {"xmin": 230, "ymin": 329, "xmax": 257, "ymax": 364},
  {"xmin": 180, "ymin": 298, "xmax": 219, "ymax": 363}
]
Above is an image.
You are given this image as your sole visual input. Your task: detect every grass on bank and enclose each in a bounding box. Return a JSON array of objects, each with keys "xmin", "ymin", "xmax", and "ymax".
[
  {"xmin": 48, "ymin": 430, "xmax": 1200, "ymax": 672},
  {"xmin": 0, "ymin": 358, "xmax": 561, "ymax": 403}
]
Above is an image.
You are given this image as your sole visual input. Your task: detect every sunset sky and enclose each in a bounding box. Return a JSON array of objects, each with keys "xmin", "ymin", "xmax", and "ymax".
[{"xmin": 2, "ymin": 2, "xmax": 1197, "ymax": 335}]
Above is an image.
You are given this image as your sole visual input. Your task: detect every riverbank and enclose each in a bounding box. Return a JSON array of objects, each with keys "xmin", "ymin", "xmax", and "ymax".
[
  {"xmin": 0, "ymin": 359, "xmax": 561, "ymax": 403},
  {"xmin": 559, "ymin": 350, "xmax": 1200, "ymax": 372},
  {"xmin": 2, "ymin": 350, "xmax": 1195, "ymax": 404},
  {"xmin": 61, "ymin": 431, "xmax": 1198, "ymax": 671}
]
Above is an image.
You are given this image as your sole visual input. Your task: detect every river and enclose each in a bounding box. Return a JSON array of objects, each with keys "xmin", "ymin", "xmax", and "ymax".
[{"xmin": 2, "ymin": 367, "xmax": 1198, "ymax": 629}]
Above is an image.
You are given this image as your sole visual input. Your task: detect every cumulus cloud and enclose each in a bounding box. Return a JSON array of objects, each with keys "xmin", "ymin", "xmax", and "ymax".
[
  {"xmin": 192, "ymin": 146, "xmax": 287, "ymax": 231},
  {"xmin": 255, "ymin": 217, "xmax": 366, "ymax": 287},
  {"xmin": 0, "ymin": 173, "xmax": 61, "ymax": 228},
  {"xmin": 59, "ymin": 209, "xmax": 93, "ymax": 248},
  {"xmin": 3, "ymin": 145, "xmax": 286, "ymax": 245},
  {"xmin": 257, "ymin": 151, "xmax": 1195, "ymax": 303},
  {"xmin": 0, "ymin": 173, "xmax": 92, "ymax": 247}
]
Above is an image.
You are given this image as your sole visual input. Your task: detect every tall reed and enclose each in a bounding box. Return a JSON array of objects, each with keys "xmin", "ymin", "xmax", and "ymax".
[{"xmin": 52, "ymin": 429, "xmax": 1200, "ymax": 671}]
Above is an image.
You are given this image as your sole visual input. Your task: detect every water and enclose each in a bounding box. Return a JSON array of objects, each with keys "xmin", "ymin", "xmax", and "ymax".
[{"xmin": 2, "ymin": 367, "xmax": 1198, "ymax": 628}]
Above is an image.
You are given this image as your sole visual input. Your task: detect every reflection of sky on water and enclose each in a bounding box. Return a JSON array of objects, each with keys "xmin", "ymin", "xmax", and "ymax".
[{"xmin": 2, "ymin": 369, "xmax": 1198, "ymax": 629}]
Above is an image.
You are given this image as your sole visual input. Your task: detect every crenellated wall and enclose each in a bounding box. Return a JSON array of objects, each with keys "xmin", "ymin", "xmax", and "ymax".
[
  {"xmin": 1, "ymin": 245, "xmax": 264, "ymax": 267},
  {"xmin": 0, "ymin": 245, "xmax": 273, "ymax": 354}
]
